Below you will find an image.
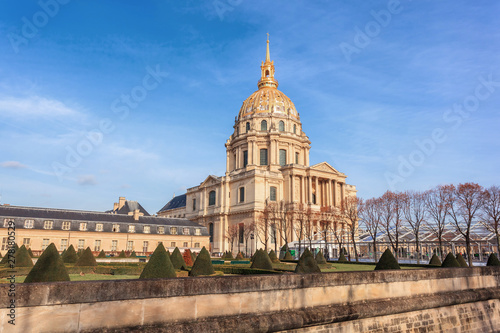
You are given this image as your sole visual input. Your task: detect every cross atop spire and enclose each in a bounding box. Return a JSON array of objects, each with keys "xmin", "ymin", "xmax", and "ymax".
[{"xmin": 266, "ymin": 33, "xmax": 271, "ymax": 62}]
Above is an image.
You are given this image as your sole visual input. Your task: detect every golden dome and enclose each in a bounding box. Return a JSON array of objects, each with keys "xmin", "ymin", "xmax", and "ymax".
[
  {"xmin": 238, "ymin": 87, "xmax": 299, "ymax": 120},
  {"xmin": 238, "ymin": 36, "xmax": 300, "ymax": 121}
]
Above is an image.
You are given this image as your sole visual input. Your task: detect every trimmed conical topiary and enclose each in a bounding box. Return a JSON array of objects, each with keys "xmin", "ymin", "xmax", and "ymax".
[
  {"xmin": 130, "ymin": 251, "xmax": 137, "ymax": 258},
  {"xmin": 487, "ymin": 253, "xmax": 500, "ymax": 266},
  {"xmin": 97, "ymin": 250, "xmax": 106, "ymax": 258},
  {"xmin": 1, "ymin": 244, "xmax": 18, "ymax": 264},
  {"xmin": 0, "ymin": 252, "xmax": 2, "ymax": 258},
  {"xmin": 75, "ymin": 247, "xmax": 97, "ymax": 266},
  {"xmin": 171, "ymin": 247, "xmax": 187, "ymax": 270},
  {"xmin": 338, "ymin": 252, "xmax": 348, "ymax": 263},
  {"xmin": 11, "ymin": 245, "xmax": 33, "ymax": 268},
  {"xmin": 283, "ymin": 250, "xmax": 293, "ymax": 260},
  {"xmin": 24, "ymin": 243, "xmax": 70, "ymax": 283},
  {"xmin": 295, "ymin": 248, "xmax": 321, "ymax": 273},
  {"xmin": 189, "ymin": 247, "xmax": 215, "ymax": 277},
  {"xmin": 315, "ymin": 251, "xmax": 327, "ymax": 264},
  {"xmin": 140, "ymin": 243, "xmax": 176, "ymax": 279},
  {"xmin": 191, "ymin": 251, "xmax": 197, "ymax": 263},
  {"xmin": 60, "ymin": 249, "xmax": 66, "ymax": 258},
  {"xmin": 280, "ymin": 244, "xmax": 290, "ymax": 259},
  {"xmin": 225, "ymin": 251, "xmax": 234, "ymax": 260},
  {"xmin": 375, "ymin": 249, "xmax": 400, "ymax": 270},
  {"xmin": 250, "ymin": 249, "xmax": 273, "ymax": 270},
  {"xmin": 268, "ymin": 250, "xmax": 280, "ymax": 263},
  {"xmin": 429, "ymin": 254, "xmax": 441, "ymax": 266},
  {"xmin": 118, "ymin": 250, "xmax": 127, "ymax": 258},
  {"xmin": 456, "ymin": 253, "xmax": 468, "ymax": 267},
  {"xmin": 236, "ymin": 252, "xmax": 244, "ymax": 260},
  {"xmin": 183, "ymin": 249, "xmax": 194, "ymax": 266},
  {"xmin": 62, "ymin": 245, "xmax": 78, "ymax": 263},
  {"xmin": 77, "ymin": 249, "xmax": 84, "ymax": 258},
  {"xmin": 441, "ymin": 252, "xmax": 460, "ymax": 268},
  {"xmin": 28, "ymin": 248, "xmax": 34, "ymax": 258}
]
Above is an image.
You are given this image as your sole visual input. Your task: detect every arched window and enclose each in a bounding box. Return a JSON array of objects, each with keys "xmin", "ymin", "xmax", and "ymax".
[
  {"xmin": 208, "ymin": 191, "xmax": 216, "ymax": 206},
  {"xmin": 236, "ymin": 126, "xmax": 239, "ymax": 136},
  {"xmin": 246, "ymin": 122, "xmax": 250, "ymax": 133},
  {"xmin": 209, "ymin": 223, "xmax": 214, "ymax": 243},
  {"xmin": 265, "ymin": 70, "xmax": 270, "ymax": 77},
  {"xmin": 279, "ymin": 149, "xmax": 286, "ymax": 166},
  {"xmin": 278, "ymin": 121, "xmax": 285, "ymax": 132},
  {"xmin": 293, "ymin": 124, "xmax": 297, "ymax": 134},
  {"xmin": 261, "ymin": 120, "xmax": 267, "ymax": 131}
]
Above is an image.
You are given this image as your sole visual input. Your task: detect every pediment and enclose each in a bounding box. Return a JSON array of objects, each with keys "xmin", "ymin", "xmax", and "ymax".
[
  {"xmin": 310, "ymin": 162, "xmax": 342, "ymax": 175},
  {"xmin": 199, "ymin": 175, "xmax": 221, "ymax": 188}
]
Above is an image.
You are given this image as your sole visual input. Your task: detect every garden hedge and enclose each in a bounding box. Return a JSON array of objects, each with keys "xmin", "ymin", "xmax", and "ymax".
[
  {"xmin": 171, "ymin": 247, "xmax": 187, "ymax": 270},
  {"xmin": 24, "ymin": 243, "xmax": 70, "ymax": 283},
  {"xmin": 295, "ymin": 248, "xmax": 321, "ymax": 273},
  {"xmin": 374, "ymin": 249, "xmax": 400, "ymax": 270},
  {"xmin": 189, "ymin": 247, "xmax": 215, "ymax": 276},
  {"xmin": 140, "ymin": 242, "xmax": 176, "ymax": 279},
  {"xmin": 75, "ymin": 247, "xmax": 97, "ymax": 267},
  {"xmin": 441, "ymin": 252, "xmax": 460, "ymax": 268}
]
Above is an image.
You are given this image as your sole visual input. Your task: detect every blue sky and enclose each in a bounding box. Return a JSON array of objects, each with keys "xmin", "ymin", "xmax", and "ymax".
[{"xmin": 0, "ymin": 0, "xmax": 499, "ymax": 213}]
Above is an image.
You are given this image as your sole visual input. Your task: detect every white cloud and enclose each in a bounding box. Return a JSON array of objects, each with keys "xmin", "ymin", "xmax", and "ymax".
[
  {"xmin": 0, "ymin": 95, "xmax": 80, "ymax": 117},
  {"xmin": 0, "ymin": 161, "xmax": 26, "ymax": 169},
  {"xmin": 77, "ymin": 174, "xmax": 97, "ymax": 186}
]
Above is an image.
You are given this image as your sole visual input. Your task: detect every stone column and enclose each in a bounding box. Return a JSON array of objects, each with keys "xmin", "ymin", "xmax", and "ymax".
[
  {"xmin": 308, "ymin": 176, "xmax": 313, "ymax": 204},
  {"xmin": 291, "ymin": 175, "xmax": 295, "ymax": 202},
  {"xmin": 333, "ymin": 180, "xmax": 337, "ymax": 206},
  {"xmin": 300, "ymin": 176, "xmax": 305, "ymax": 203},
  {"xmin": 314, "ymin": 177, "xmax": 318, "ymax": 205},
  {"xmin": 226, "ymin": 150, "xmax": 230, "ymax": 172},
  {"xmin": 341, "ymin": 182, "xmax": 345, "ymax": 201}
]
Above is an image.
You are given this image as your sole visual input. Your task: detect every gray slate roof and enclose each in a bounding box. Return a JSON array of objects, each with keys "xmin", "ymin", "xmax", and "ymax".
[
  {"xmin": 158, "ymin": 194, "xmax": 186, "ymax": 212},
  {"xmin": 106, "ymin": 200, "xmax": 151, "ymax": 216},
  {"xmin": 0, "ymin": 205, "xmax": 208, "ymax": 236}
]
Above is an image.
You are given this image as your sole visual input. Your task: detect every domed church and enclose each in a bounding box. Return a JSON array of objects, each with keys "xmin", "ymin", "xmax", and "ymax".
[{"xmin": 158, "ymin": 38, "xmax": 356, "ymax": 253}]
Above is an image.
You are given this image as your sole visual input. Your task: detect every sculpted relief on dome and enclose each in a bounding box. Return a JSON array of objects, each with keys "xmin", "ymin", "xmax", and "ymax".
[{"xmin": 238, "ymin": 88, "xmax": 299, "ymax": 120}]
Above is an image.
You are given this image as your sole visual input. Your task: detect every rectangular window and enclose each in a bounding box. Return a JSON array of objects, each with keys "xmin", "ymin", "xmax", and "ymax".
[
  {"xmin": 192, "ymin": 198, "xmax": 196, "ymax": 211},
  {"xmin": 23, "ymin": 238, "xmax": 30, "ymax": 247},
  {"xmin": 170, "ymin": 227, "xmax": 178, "ymax": 235},
  {"xmin": 271, "ymin": 224, "xmax": 276, "ymax": 244},
  {"xmin": 260, "ymin": 149, "xmax": 268, "ymax": 166},
  {"xmin": 42, "ymin": 239, "xmax": 50, "ymax": 251},
  {"xmin": 60, "ymin": 239, "xmax": 68, "ymax": 251},
  {"xmin": 126, "ymin": 241, "xmax": 133, "ymax": 251},
  {"xmin": 1, "ymin": 238, "xmax": 7, "ymax": 251},
  {"xmin": 78, "ymin": 239, "xmax": 85, "ymax": 250},
  {"xmin": 143, "ymin": 226, "xmax": 150, "ymax": 233},
  {"xmin": 157, "ymin": 226, "xmax": 165, "ymax": 234},
  {"xmin": 313, "ymin": 193, "xmax": 316, "ymax": 205},
  {"xmin": 113, "ymin": 224, "xmax": 120, "ymax": 232},
  {"xmin": 279, "ymin": 149, "xmax": 286, "ymax": 166},
  {"xmin": 195, "ymin": 228, "xmax": 201, "ymax": 236},
  {"xmin": 128, "ymin": 225, "xmax": 135, "ymax": 233},
  {"xmin": 243, "ymin": 150, "xmax": 248, "ymax": 167},
  {"xmin": 43, "ymin": 220, "xmax": 53, "ymax": 229},
  {"xmin": 183, "ymin": 227, "xmax": 190, "ymax": 235},
  {"xmin": 79, "ymin": 222, "xmax": 87, "ymax": 231},
  {"xmin": 183, "ymin": 242, "xmax": 188, "ymax": 247},
  {"xmin": 194, "ymin": 242, "xmax": 200, "ymax": 248},
  {"xmin": 239, "ymin": 187, "xmax": 245, "ymax": 203},
  {"xmin": 24, "ymin": 219, "xmax": 34, "ymax": 229},
  {"xmin": 239, "ymin": 223, "xmax": 244, "ymax": 244},
  {"xmin": 170, "ymin": 242, "xmax": 176, "ymax": 247},
  {"xmin": 62, "ymin": 221, "xmax": 71, "ymax": 230},
  {"xmin": 111, "ymin": 240, "xmax": 118, "ymax": 251},
  {"xmin": 96, "ymin": 223, "xmax": 103, "ymax": 232},
  {"xmin": 143, "ymin": 241, "xmax": 148, "ymax": 253},
  {"xmin": 295, "ymin": 152, "xmax": 299, "ymax": 164},
  {"xmin": 270, "ymin": 186, "xmax": 277, "ymax": 201},
  {"xmin": 94, "ymin": 240, "xmax": 101, "ymax": 252}
]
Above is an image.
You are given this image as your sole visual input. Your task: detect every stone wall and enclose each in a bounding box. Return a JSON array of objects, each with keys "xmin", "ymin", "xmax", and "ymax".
[{"xmin": 0, "ymin": 267, "xmax": 499, "ymax": 332}]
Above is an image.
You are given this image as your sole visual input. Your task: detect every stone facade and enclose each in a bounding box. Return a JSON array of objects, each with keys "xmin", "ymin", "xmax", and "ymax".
[{"xmin": 158, "ymin": 39, "xmax": 357, "ymax": 254}]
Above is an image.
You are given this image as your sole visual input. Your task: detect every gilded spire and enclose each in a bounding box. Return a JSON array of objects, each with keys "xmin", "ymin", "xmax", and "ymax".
[
  {"xmin": 266, "ymin": 33, "xmax": 271, "ymax": 62},
  {"xmin": 258, "ymin": 34, "xmax": 278, "ymax": 89}
]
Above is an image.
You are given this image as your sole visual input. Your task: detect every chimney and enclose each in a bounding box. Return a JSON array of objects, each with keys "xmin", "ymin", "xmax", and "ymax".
[
  {"xmin": 132, "ymin": 209, "xmax": 143, "ymax": 221},
  {"xmin": 113, "ymin": 202, "xmax": 118, "ymax": 211},
  {"xmin": 118, "ymin": 197, "xmax": 126, "ymax": 209}
]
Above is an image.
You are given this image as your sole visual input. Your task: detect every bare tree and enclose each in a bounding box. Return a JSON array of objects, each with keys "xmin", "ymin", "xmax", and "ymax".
[
  {"xmin": 294, "ymin": 203, "xmax": 307, "ymax": 257},
  {"xmin": 403, "ymin": 190, "xmax": 427, "ymax": 264},
  {"xmin": 482, "ymin": 186, "xmax": 500, "ymax": 256},
  {"xmin": 225, "ymin": 224, "xmax": 238, "ymax": 254},
  {"xmin": 303, "ymin": 207, "xmax": 317, "ymax": 249},
  {"xmin": 359, "ymin": 197, "xmax": 382, "ymax": 261},
  {"xmin": 256, "ymin": 201, "xmax": 275, "ymax": 251},
  {"xmin": 380, "ymin": 191, "xmax": 405, "ymax": 261},
  {"xmin": 341, "ymin": 196, "xmax": 361, "ymax": 262},
  {"xmin": 276, "ymin": 200, "xmax": 292, "ymax": 249},
  {"xmin": 447, "ymin": 183, "xmax": 485, "ymax": 267},
  {"xmin": 320, "ymin": 205, "xmax": 337, "ymax": 256},
  {"xmin": 330, "ymin": 216, "xmax": 346, "ymax": 259},
  {"xmin": 243, "ymin": 221, "xmax": 256, "ymax": 257},
  {"xmin": 424, "ymin": 185, "xmax": 452, "ymax": 261}
]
